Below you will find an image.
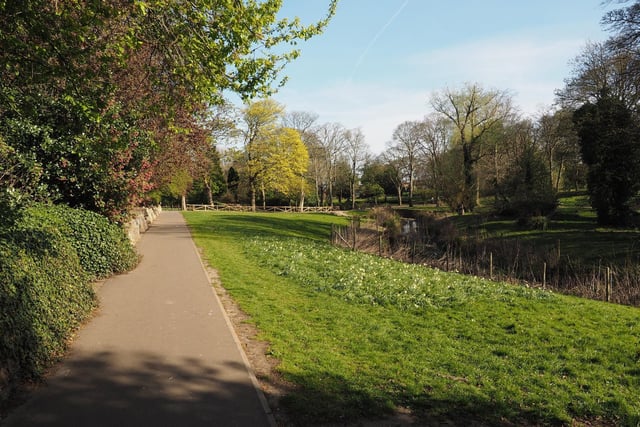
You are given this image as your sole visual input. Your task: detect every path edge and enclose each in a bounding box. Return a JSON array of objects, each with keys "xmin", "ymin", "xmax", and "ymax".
[{"xmin": 183, "ymin": 213, "xmax": 277, "ymax": 427}]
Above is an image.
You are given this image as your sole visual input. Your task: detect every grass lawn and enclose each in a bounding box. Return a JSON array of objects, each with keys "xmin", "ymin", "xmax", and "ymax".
[
  {"xmin": 444, "ymin": 194, "xmax": 640, "ymax": 267},
  {"xmin": 184, "ymin": 211, "xmax": 640, "ymax": 426}
]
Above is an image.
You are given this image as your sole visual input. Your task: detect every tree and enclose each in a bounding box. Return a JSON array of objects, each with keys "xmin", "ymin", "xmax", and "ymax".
[
  {"xmin": 227, "ymin": 166, "xmax": 240, "ymax": 203},
  {"xmin": 0, "ymin": 0, "xmax": 337, "ymax": 220},
  {"xmin": 284, "ymin": 111, "xmax": 318, "ymax": 208},
  {"xmin": 557, "ymin": 41, "xmax": 640, "ymax": 112},
  {"xmin": 361, "ymin": 157, "xmax": 397, "ymax": 203},
  {"xmin": 535, "ymin": 108, "xmax": 581, "ymax": 192},
  {"xmin": 238, "ymin": 100, "xmax": 309, "ymax": 211},
  {"xmin": 602, "ymin": 0, "xmax": 640, "ymax": 51},
  {"xmin": 239, "ymin": 99, "xmax": 284, "ymax": 211},
  {"xmin": 495, "ymin": 130, "xmax": 556, "ymax": 219},
  {"xmin": 258, "ymin": 127, "xmax": 309, "ymax": 210},
  {"xmin": 419, "ymin": 115, "xmax": 450, "ymax": 206},
  {"xmin": 344, "ymin": 128, "xmax": 369, "ymax": 209},
  {"xmin": 316, "ymin": 122, "xmax": 348, "ymax": 207},
  {"xmin": 431, "ymin": 83, "xmax": 513, "ymax": 212},
  {"xmin": 573, "ymin": 92, "xmax": 640, "ymax": 225},
  {"xmin": 380, "ymin": 150, "xmax": 405, "ymax": 205},
  {"xmin": 389, "ymin": 121, "xmax": 423, "ymax": 207}
]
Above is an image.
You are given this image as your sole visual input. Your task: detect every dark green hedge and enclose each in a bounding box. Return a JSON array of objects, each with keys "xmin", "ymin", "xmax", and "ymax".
[
  {"xmin": 0, "ymin": 204, "xmax": 138, "ymax": 400},
  {"xmin": 25, "ymin": 204, "xmax": 138, "ymax": 279}
]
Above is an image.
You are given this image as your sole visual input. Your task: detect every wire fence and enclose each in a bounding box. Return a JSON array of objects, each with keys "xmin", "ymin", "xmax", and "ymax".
[{"xmin": 331, "ymin": 219, "xmax": 640, "ymax": 306}]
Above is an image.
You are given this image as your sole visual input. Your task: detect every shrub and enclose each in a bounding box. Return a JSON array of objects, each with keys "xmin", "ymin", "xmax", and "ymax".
[
  {"xmin": 0, "ymin": 203, "xmax": 138, "ymax": 404},
  {"xmin": 25, "ymin": 204, "xmax": 138, "ymax": 279},
  {"xmin": 0, "ymin": 220, "xmax": 95, "ymax": 395}
]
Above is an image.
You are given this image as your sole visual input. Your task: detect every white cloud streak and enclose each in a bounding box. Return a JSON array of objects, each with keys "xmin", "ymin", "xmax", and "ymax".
[{"xmin": 348, "ymin": 0, "xmax": 410, "ymax": 83}]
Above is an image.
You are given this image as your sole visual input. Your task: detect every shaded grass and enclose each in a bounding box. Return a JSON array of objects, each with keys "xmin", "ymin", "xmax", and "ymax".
[
  {"xmin": 185, "ymin": 211, "xmax": 640, "ymax": 426},
  {"xmin": 448, "ymin": 195, "xmax": 640, "ymax": 267}
]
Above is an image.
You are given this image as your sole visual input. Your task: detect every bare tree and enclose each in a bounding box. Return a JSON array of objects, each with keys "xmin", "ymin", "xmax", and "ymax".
[
  {"xmin": 420, "ymin": 115, "xmax": 451, "ymax": 206},
  {"xmin": 316, "ymin": 122, "xmax": 347, "ymax": 207},
  {"xmin": 380, "ymin": 149, "xmax": 405, "ymax": 205},
  {"xmin": 535, "ymin": 108, "xmax": 580, "ymax": 192},
  {"xmin": 389, "ymin": 120, "xmax": 422, "ymax": 207},
  {"xmin": 344, "ymin": 128, "xmax": 369, "ymax": 210},
  {"xmin": 283, "ymin": 111, "xmax": 319, "ymax": 134},
  {"xmin": 431, "ymin": 83, "xmax": 513, "ymax": 212},
  {"xmin": 557, "ymin": 41, "xmax": 640, "ymax": 111}
]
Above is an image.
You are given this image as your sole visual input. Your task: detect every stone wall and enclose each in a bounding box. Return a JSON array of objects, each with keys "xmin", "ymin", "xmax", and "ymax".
[{"xmin": 126, "ymin": 206, "xmax": 162, "ymax": 245}]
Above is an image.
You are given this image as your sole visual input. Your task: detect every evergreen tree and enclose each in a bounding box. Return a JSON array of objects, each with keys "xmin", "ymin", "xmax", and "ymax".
[{"xmin": 573, "ymin": 93, "xmax": 640, "ymax": 225}]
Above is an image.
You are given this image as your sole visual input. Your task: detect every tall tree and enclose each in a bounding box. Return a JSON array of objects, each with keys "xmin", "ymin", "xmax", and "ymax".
[
  {"xmin": 380, "ymin": 150, "xmax": 405, "ymax": 205},
  {"xmin": 344, "ymin": 128, "xmax": 369, "ymax": 210},
  {"xmin": 258, "ymin": 127, "xmax": 309, "ymax": 210},
  {"xmin": 239, "ymin": 99, "xmax": 284, "ymax": 211},
  {"xmin": 316, "ymin": 122, "xmax": 348, "ymax": 207},
  {"xmin": 238, "ymin": 100, "xmax": 309, "ymax": 211},
  {"xmin": 535, "ymin": 108, "xmax": 580, "ymax": 192},
  {"xmin": 361, "ymin": 157, "xmax": 397, "ymax": 202},
  {"xmin": 573, "ymin": 92, "xmax": 640, "ymax": 225},
  {"xmin": 284, "ymin": 111, "xmax": 318, "ymax": 208},
  {"xmin": 602, "ymin": 0, "xmax": 640, "ymax": 50},
  {"xmin": 557, "ymin": 41, "xmax": 640, "ymax": 112},
  {"xmin": 389, "ymin": 121, "xmax": 423, "ymax": 207},
  {"xmin": 431, "ymin": 83, "xmax": 513, "ymax": 212},
  {"xmin": 0, "ymin": 0, "xmax": 337, "ymax": 220},
  {"xmin": 419, "ymin": 115, "xmax": 450, "ymax": 206}
]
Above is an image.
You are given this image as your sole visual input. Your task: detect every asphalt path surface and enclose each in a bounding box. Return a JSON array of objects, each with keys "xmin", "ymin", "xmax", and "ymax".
[{"xmin": 3, "ymin": 211, "xmax": 274, "ymax": 427}]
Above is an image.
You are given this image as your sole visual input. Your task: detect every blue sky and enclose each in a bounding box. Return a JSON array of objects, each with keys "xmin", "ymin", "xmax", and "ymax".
[{"xmin": 264, "ymin": 0, "xmax": 616, "ymax": 153}]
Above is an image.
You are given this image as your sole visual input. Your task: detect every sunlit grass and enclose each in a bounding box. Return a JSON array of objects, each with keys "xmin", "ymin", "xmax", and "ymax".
[{"xmin": 185, "ymin": 211, "xmax": 640, "ymax": 426}]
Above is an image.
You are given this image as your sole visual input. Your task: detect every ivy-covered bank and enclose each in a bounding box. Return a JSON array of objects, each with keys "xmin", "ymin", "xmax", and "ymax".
[{"xmin": 0, "ymin": 204, "xmax": 138, "ymax": 408}]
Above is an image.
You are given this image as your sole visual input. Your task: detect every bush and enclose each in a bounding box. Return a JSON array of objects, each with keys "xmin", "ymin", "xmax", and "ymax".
[
  {"xmin": 0, "ymin": 204, "xmax": 138, "ymax": 403},
  {"xmin": 25, "ymin": 204, "xmax": 138, "ymax": 279},
  {"xmin": 0, "ymin": 220, "xmax": 95, "ymax": 395}
]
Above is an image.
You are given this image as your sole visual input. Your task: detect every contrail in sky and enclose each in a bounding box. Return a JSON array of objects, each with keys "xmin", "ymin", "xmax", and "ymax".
[{"xmin": 348, "ymin": 0, "xmax": 410, "ymax": 83}]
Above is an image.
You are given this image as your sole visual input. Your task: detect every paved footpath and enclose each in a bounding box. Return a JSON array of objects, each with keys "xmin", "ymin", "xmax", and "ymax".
[{"xmin": 4, "ymin": 211, "xmax": 274, "ymax": 427}]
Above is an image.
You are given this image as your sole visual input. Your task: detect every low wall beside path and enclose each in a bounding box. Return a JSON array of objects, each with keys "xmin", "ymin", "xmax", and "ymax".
[{"xmin": 125, "ymin": 206, "xmax": 162, "ymax": 245}]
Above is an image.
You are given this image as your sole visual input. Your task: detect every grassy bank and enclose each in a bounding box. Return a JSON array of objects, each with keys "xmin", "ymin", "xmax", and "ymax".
[{"xmin": 185, "ymin": 211, "xmax": 640, "ymax": 426}]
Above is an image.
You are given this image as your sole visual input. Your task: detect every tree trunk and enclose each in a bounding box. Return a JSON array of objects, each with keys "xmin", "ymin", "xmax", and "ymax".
[
  {"xmin": 250, "ymin": 183, "xmax": 257, "ymax": 212},
  {"xmin": 261, "ymin": 186, "xmax": 266, "ymax": 210},
  {"xmin": 350, "ymin": 178, "xmax": 356, "ymax": 210},
  {"xmin": 555, "ymin": 158, "xmax": 565, "ymax": 193},
  {"xmin": 204, "ymin": 177, "xmax": 213, "ymax": 205},
  {"xmin": 462, "ymin": 144, "xmax": 476, "ymax": 211},
  {"xmin": 181, "ymin": 193, "xmax": 187, "ymax": 211},
  {"xmin": 408, "ymin": 168, "xmax": 414, "ymax": 207},
  {"xmin": 328, "ymin": 180, "xmax": 334, "ymax": 208}
]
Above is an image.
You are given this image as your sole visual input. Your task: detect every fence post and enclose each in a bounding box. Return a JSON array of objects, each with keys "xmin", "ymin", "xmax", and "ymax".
[
  {"xmin": 490, "ymin": 252, "xmax": 493, "ymax": 280},
  {"xmin": 411, "ymin": 240, "xmax": 416, "ymax": 264},
  {"xmin": 606, "ymin": 267, "xmax": 611, "ymax": 302},
  {"xmin": 352, "ymin": 219, "xmax": 357, "ymax": 251}
]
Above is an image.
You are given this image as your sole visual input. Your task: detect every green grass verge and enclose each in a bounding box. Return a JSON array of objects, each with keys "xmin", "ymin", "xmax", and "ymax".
[{"xmin": 185, "ymin": 211, "xmax": 640, "ymax": 426}]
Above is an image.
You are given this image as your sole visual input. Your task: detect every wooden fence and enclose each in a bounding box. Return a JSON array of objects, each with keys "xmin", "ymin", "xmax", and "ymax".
[
  {"xmin": 184, "ymin": 204, "xmax": 335, "ymax": 213},
  {"xmin": 331, "ymin": 220, "xmax": 640, "ymax": 306}
]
